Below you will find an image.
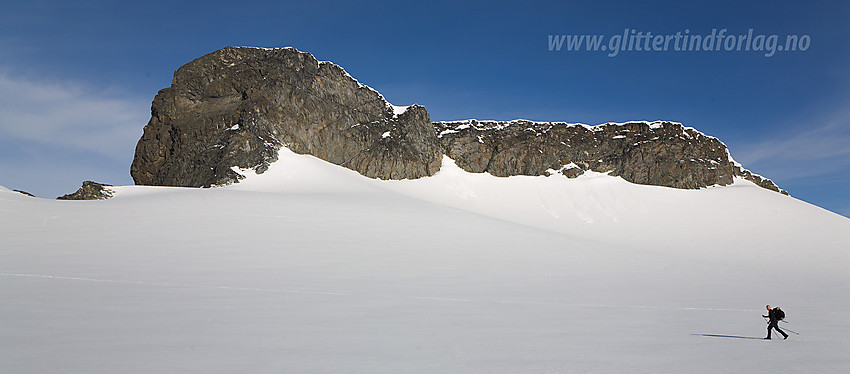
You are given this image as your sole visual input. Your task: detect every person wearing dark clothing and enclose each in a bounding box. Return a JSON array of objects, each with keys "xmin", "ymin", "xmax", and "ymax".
[{"xmin": 763, "ymin": 304, "xmax": 788, "ymax": 340}]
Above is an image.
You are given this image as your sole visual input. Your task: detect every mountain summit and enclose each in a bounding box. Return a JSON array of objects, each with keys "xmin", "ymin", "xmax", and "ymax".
[{"xmin": 131, "ymin": 46, "xmax": 784, "ymax": 194}]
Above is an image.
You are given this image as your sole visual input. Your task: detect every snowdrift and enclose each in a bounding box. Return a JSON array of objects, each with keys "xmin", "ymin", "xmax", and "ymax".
[{"xmin": 1, "ymin": 148, "xmax": 848, "ymax": 373}]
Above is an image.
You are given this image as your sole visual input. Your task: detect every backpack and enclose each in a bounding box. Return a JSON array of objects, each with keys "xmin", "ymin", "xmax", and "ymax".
[{"xmin": 774, "ymin": 307, "xmax": 785, "ymax": 321}]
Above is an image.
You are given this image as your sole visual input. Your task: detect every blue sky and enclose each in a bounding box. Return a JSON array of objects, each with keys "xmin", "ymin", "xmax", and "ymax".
[{"xmin": 1, "ymin": 0, "xmax": 848, "ymax": 216}]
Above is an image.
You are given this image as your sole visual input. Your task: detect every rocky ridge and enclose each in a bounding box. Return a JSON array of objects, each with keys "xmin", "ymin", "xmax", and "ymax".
[
  {"xmin": 436, "ymin": 119, "xmax": 787, "ymax": 193},
  {"xmin": 12, "ymin": 189, "xmax": 35, "ymax": 197},
  {"xmin": 130, "ymin": 46, "xmax": 786, "ymax": 195}
]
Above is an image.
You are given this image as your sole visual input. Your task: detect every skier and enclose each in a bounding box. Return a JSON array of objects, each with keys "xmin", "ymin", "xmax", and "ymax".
[{"xmin": 762, "ymin": 304, "xmax": 788, "ymax": 340}]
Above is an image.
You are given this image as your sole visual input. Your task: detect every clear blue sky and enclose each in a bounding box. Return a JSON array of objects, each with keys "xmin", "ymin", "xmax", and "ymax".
[{"xmin": 1, "ymin": 0, "xmax": 848, "ymax": 216}]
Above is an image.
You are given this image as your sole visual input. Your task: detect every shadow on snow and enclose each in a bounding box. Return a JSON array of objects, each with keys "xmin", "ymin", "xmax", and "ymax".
[{"xmin": 692, "ymin": 333, "xmax": 764, "ymax": 340}]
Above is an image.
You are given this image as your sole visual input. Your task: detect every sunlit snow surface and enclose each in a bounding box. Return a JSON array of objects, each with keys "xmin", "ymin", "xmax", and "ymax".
[{"xmin": 1, "ymin": 148, "xmax": 848, "ymax": 373}]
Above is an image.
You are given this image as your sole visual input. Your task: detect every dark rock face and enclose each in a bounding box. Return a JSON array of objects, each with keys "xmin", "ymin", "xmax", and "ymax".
[
  {"xmin": 57, "ymin": 181, "xmax": 114, "ymax": 200},
  {"xmin": 131, "ymin": 46, "xmax": 785, "ymax": 195},
  {"xmin": 437, "ymin": 120, "xmax": 736, "ymax": 189},
  {"xmin": 437, "ymin": 120, "xmax": 788, "ymax": 193},
  {"xmin": 131, "ymin": 47, "xmax": 441, "ymax": 187}
]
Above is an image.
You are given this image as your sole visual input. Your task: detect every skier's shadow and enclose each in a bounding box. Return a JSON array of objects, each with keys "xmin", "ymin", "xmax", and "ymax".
[{"xmin": 692, "ymin": 333, "xmax": 763, "ymax": 340}]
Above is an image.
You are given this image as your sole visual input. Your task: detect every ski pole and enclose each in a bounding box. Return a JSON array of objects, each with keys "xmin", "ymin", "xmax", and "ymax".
[
  {"xmin": 782, "ymin": 327, "xmax": 800, "ymax": 335},
  {"xmin": 778, "ymin": 319, "xmax": 799, "ymax": 335}
]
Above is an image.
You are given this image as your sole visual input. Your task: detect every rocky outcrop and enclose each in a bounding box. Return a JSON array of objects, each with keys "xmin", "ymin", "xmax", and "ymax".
[
  {"xmin": 130, "ymin": 46, "xmax": 786, "ymax": 194},
  {"xmin": 57, "ymin": 181, "xmax": 114, "ymax": 200},
  {"xmin": 733, "ymin": 166, "xmax": 788, "ymax": 195},
  {"xmin": 13, "ymin": 189, "xmax": 35, "ymax": 197},
  {"xmin": 436, "ymin": 120, "xmax": 788, "ymax": 193},
  {"xmin": 131, "ymin": 47, "xmax": 441, "ymax": 187},
  {"xmin": 437, "ymin": 120, "xmax": 739, "ymax": 190}
]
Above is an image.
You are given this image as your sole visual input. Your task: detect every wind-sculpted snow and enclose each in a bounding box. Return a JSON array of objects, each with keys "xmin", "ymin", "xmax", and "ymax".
[{"xmin": 1, "ymin": 149, "xmax": 848, "ymax": 373}]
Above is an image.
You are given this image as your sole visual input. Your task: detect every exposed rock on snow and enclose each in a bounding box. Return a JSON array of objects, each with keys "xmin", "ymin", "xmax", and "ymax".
[
  {"xmin": 131, "ymin": 47, "xmax": 441, "ymax": 187},
  {"xmin": 12, "ymin": 189, "xmax": 35, "ymax": 197},
  {"xmin": 131, "ymin": 46, "xmax": 785, "ymax": 193},
  {"xmin": 733, "ymin": 166, "xmax": 787, "ymax": 195},
  {"xmin": 56, "ymin": 181, "xmax": 114, "ymax": 200},
  {"xmin": 437, "ymin": 119, "xmax": 786, "ymax": 192}
]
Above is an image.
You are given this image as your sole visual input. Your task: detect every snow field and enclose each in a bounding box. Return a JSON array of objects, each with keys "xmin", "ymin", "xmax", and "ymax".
[{"xmin": 1, "ymin": 149, "xmax": 848, "ymax": 373}]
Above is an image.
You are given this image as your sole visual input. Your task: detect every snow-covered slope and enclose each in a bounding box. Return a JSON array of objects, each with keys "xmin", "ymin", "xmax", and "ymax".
[{"xmin": 1, "ymin": 149, "xmax": 848, "ymax": 373}]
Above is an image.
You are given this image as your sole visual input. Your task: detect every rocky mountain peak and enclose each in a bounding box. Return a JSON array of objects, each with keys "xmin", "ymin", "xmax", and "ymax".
[
  {"xmin": 131, "ymin": 46, "xmax": 441, "ymax": 187},
  {"xmin": 130, "ymin": 46, "xmax": 786, "ymax": 195}
]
